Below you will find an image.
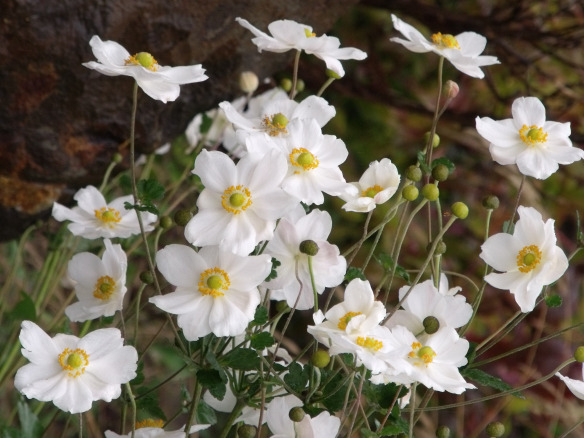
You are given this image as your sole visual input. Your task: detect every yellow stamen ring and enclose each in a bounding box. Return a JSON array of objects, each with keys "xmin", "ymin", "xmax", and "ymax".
[
  {"xmin": 431, "ymin": 32, "xmax": 460, "ymax": 50},
  {"xmin": 337, "ymin": 311, "xmax": 362, "ymax": 330},
  {"xmin": 290, "ymin": 148, "xmax": 319, "ymax": 172},
  {"xmin": 356, "ymin": 336, "xmax": 383, "ymax": 351},
  {"xmin": 221, "ymin": 185, "xmax": 252, "ymax": 215},
  {"xmin": 362, "ymin": 185, "xmax": 383, "ymax": 198},
  {"xmin": 516, "ymin": 244, "xmax": 542, "ymax": 273},
  {"xmin": 135, "ymin": 419, "xmax": 165, "ymax": 429},
  {"xmin": 125, "ymin": 52, "xmax": 159, "ymax": 71},
  {"xmin": 408, "ymin": 342, "xmax": 436, "ymax": 367},
  {"xmin": 93, "ymin": 275, "xmax": 116, "ymax": 300},
  {"xmin": 94, "ymin": 207, "xmax": 121, "ymax": 227},
  {"xmin": 519, "ymin": 124, "xmax": 548, "ymax": 146},
  {"xmin": 262, "ymin": 113, "xmax": 289, "ymax": 136},
  {"xmin": 198, "ymin": 267, "xmax": 230, "ymax": 297},
  {"xmin": 58, "ymin": 347, "xmax": 89, "ymax": 378}
]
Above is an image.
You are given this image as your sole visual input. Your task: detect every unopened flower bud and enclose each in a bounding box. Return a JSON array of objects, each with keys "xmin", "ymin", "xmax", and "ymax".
[
  {"xmin": 237, "ymin": 425, "xmax": 257, "ymax": 438},
  {"xmin": 421, "ymin": 183, "xmax": 439, "ymax": 201},
  {"xmin": 444, "ymin": 80, "xmax": 459, "ymax": 99},
  {"xmin": 402, "ymin": 185, "xmax": 419, "ymax": 201},
  {"xmin": 289, "ymin": 407, "xmax": 306, "ymax": 422},
  {"xmin": 485, "ymin": 421, "xmax": 505, "ymax": 437},
  {"xmin": 452, "ymin": 202, "xmax": 469, "ymax": 219},
  {"xmin": 173, "ymin": 209, "xmax": 193, "ymax": 227},
  {"xmin": 423, "ymin": 316, "xmax": 440, "ymax": 334},
  {"xmin": 482, "ymin": 195, "xmax": 500, "ymax": 210},
  {"xmin": 574, "ymin": 346, "xmax": 584, "ymax": 363},
  {"xmin": 326, "ymin": 69, "xmax": 341, "ymax": 80},
  {"xmin": 424, "ymin": 132, "xmax": 440, "ymax": 148},
  {"xmin": 428, "ymin": 240, "xmax": 446, "ymax": 255},
  {"xmin": 406, "ymin": 165, "xmax": 423, "ymax": 182},
  {"xmin": 436, "ymin": 425, "xmax": 451, "ymax": 438},
  {"xmin": 239, "ymin": 71, "xmax": 259, "ymax": 93},
  {"xmin": 159, "ymin": 216, "xmax": 173, "ymax": 229},
  {"xmin": 112, "ymin": 153, "xmax": 123, "ymax": 164},
  {"xmin": 311, "ymin": 349, "xmax": 331, "ymax": 368},
  {"xmin": 295, "ymin": 79, "xmax": 305, "ymax": 93},
  {"xmin": 432, "ymin": 164, "xmax": 450, "ymax": 182},
  {"xmin": 281, "ymin": 78, "xmax": 292, "ymax": 92},
  {"xmin": 140, "ymin": 270, "xmax": 154, "ymax": 285},
  {"xmin": 299, "ymin": 240, "xmax": 319, "ymax": 256}
]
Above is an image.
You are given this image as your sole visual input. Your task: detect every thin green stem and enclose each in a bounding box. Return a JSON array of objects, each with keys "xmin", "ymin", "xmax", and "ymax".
[
  {"xmin": 317, "ymin": 77, "xmax": 335, "ymax": 97},
  {"xmin": 289, "ymin": 50, "xmax": 302, "ymax": 99},
  {"xmin": 184, "ymin": 382, "xmax": 203, "ymax": 436},
  {"xmin": 125, "ymin": 382, "xmax": 137, "ymax": 438},
  {"xmin": 559, "ymin": 416, "xmax": 584, "ymax": 438},
  {"xmin": 98, "ymin": 158, "xmax": 119, "ymax": 192},
  {"xmin": 409, "ymin": 383, "xmax": 417, "ymax": 437},
  {"xmin": 307, "ymin": 255, "xmax": 318, "ymax": 312}
]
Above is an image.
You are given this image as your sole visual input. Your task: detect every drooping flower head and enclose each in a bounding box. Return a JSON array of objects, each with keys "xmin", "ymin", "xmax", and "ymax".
[
  {"xmin": 480, "ymin": 206, "xmax": 569, "ymax": 312},
  {"xmin": 556, "ymin": 363, "xmax": 584, "ymax": 400},
  {"xmin": 52, "ymin": 185, "xmax": 157, "ymax": 239},
  {"xmin": 150, "ymin": 244, "xmax": 271, "ymax": 340},
  {"xmin": 14, "ymin": 321, "xmax": 138, "ymax": 414},
  {"xmin": 236, "ymin": 18, "xmax": 367, "ymax": 77},
  {"xmin": 65, "ymin": 239, "xmax": 128, "ymax": 322},
  {"xmin": 83, "ymin": 35, "xmax": 208, "ymax": 103},
  {"xmin": 390, "ymin": 14, "xmax": 499, "ymax": 79},
  {"xmin": 476, "ymin": 96, "xmax": 584, "ymax": 179}
]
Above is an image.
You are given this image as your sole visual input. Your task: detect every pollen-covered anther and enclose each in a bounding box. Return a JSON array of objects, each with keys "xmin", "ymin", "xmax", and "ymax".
[
  {"xmin": 362, "ymin": 185, "xmax": 383, "ymax": 198},
  {"xmin": 135, "ymin": 419, "xmax": 165, "ymax": 429},
  {"xmin": 337, "ymin": 311, "xmax": 362, "ymax": 330},
  {"xmin": 262, "ymin": 113, "xmax": 289, "ymax": 136},
  {"xmin": 94, "ymin": 207, "xmax": 121, "ymax": 227},
  {"xmin": 356, "ymin": 336, "xmax": 383, "ymax": 351},
  {"xmin": 290, "ymin": 148, "xmax": 319, "ymax": 172},
  {"xmin": 519, "ymin": 124, "xmax": 548, "ymax": 146},
  {"xmin": 516, "ymin": 244, "xmax": 542, "ymax": 273},
  {"xmin": 93, "ymin": 275, "xmax": 116, "ymax": 300},
  {"xmin": 199, "ymin": 267, "xmax": 230, "ymax": 297},
  {"xmin": 125, "ymin": 52, "xmax": 159, "ymax": 71},
  {"xmin": 304, "ymin": 28, "xmax": 316, "ymax": 38},
  {"xmin": 221, "ymin": 185, "xmax": 252, "ymax": 214},
  {"xmin": 431, "ymin": 32, "xmax": 460, "ymax": 50},
  {"xmin": 58, "ymin": 347, "xmax": 90, "ymax": 378},
  {"xmin": 409, "ymin": 342, "xmax": 436, "ymax": 366}
]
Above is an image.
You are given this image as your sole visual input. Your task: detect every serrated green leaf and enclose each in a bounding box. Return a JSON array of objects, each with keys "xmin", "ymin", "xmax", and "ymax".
[
  {"xmin": 432, "ymin": 156, "xmax": 455, "ymax": 173},
  {"xmin": 265, "ymin": 258, "xmax": 281, "ymax": 282},
  {"xmin": 250, "ymin": 332, "xmax": 275, "ymax": 350},
  {"xmin": 364, "ymin": 381, "xmax": 405, "ymax": 409},
  {"xmin": 253, "ymin": 306, "xmax": 269, "ymax": 325},
  {"xmin": 135, "ymin": 386, "xmax": 167, "ymax": 422},
  {"xmin": 417, "ymin": 151, "xmax": 431, "ymax": 174},
  {"xmin": 379, "ymin": 415, "xmax": 409, "ymax": 435},
  {"xmin": 12, "ymin": 292, "xmax": 36, "ymax": 322},
  {"xmin": 138, "ymin": 178, "xmax": 165, "ymax": 202},
  {"xmin": 345, "ymin": 267, "xmax": 366, "ymax": 282},
  {"xmin": 545, "ymin": 294, "xmax": 563, "ymax": 308},
  {"xmin": 461, "ymin": 368, "xmax": 523, "ymax": 398},
  {"xmin": 197, "ymin": 369, "xmax": 226, "ymax": 400},
  {"xmin": 284, "ymin": 362, "xmax": 309, "ymax": 393},
  {"xmin": 221, "ymin": 348, "xmax": 260, "ymax": 371}
]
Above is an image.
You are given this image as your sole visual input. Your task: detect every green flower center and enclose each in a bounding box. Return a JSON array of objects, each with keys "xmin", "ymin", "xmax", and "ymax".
[
  {"xmin": 337, "ymin": 311, "xmax": 362, "ymax": 330},
  {"xmin": 94, "ymin": 207, "xmax": 121, "ymax": 228},
  {"xmin": 290, "ymin": 148, "xmax": 319, "ymax": 172},
  {"xmin": 262, "ymin": 113, "xmax": 289, "ymax": 136},
  {"xmin": 362, "ymin": 185, "xmax": 383, "ymax": 198},
  {"xmin": 199, "ymin": 267, "xmax": 230, "ymax": 297},
  {"xmin": 206, "ymin": 275, "xmax": 223, "ymax": 290},
  {"xmin": 519, "ymin": 124, "xmax": 548, "ymax": 146},
  {"xmin": 221, "ymin": 185, "xmax": 252, "ymax": 215},
  {"xmin": 408, "ymin": 342, "xmax": 436, "ymax": 366},
  {"xmin": 125, "ymin": 52, "xmax": 159, "ymax": 71},
  {"xmin": 93, "ymin": 275, "xmax": 116, "ymax": 300},
  {"xmin": 516, "ymin": 245, "xmax": 542, "ymax": 273},
  {"xmin": 58, "ymin": 347, "xmax": 89, "ymax": 378},
  {"xmin": 304, "ymin": 28, "xmax": 316, "ymax": 38}
]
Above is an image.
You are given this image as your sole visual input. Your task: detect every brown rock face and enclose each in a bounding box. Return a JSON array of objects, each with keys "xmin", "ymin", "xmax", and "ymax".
[{"xmin": 0, "ymin": 0, "xmax": 359, "ymax": 240}]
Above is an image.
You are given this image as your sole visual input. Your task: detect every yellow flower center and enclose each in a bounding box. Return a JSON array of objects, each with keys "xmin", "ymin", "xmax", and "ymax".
[
  {"xmin": 290, "ymin": 148, "xmax": 319, "ymax": 173},
  {"xmin": 94, "ymin": 207, "xmax": 121, "ymax": 228},
  {"xmin": 356, "ymin": 336, "xmax": 383, "ymax": 351},
  {"xmin": 337, "ymin": 311, "xmax": 362, "ymax": 330},
  {"xmin": 125, "ymin": 52, "xmax": 159, "ymax": 71},
  {"xmin": 516, "ymin": 245, "xmax": 542, "ymax": 273},
  {"xmin": 58, "ymin": 347, "xmax": 89, "ymax": 378},
  {"xmin": 362, "ymin": 185, "xmax": 383, "ymax": 198},
  {"xmin": 93, "ymin": 275, "xmax": 116, "ymax": 300},
  {"xmin": 262, "ymin": 113, "xmax": 289, "ymax": 136},
  {"xmin": 408, "ymin": 342, "xmax": 436, "ymax": 366},
  {"xmin": 198, "ymin": 267, "xmax": 230, "ymax": 297},
  {"xmin": 221, "ymin": 185, "xmax": 252, "ymax": 215},
  {"xmin": 519, "ymin": 124, "xmax": 548, "ymax": 146},
  {"xmin": 135, "ymin": 419, "xmax": 165, "ymax": 429},
  {"xmin": 304, "ymin": 28, "xmax": 316, "ymax": 38},
  {"xmin": 431, "ymin": 32, "xmax": 460, "ymax": 50}
]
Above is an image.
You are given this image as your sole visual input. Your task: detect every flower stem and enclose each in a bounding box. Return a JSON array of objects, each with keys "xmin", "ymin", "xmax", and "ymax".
[
  {"xmin": 317, "ymin": 77, "xmax": 335, "ymax": 97},
  {"xmin": 124, "ymin": 382, "xmax": 137, "ymax": 438},
  {"xmin": 290, "ymin": 50, "xmax": 302, "ymax": 99},
  {"xmin": 307, "ymin": 254, "xmax": 318, "ymax": 312}
]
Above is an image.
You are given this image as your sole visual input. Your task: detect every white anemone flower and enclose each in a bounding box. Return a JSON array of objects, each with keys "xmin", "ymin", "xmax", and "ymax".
[
  {"xmin": 14, "ymin": 321, "xmax": 138, "ymax": 414},
  {"xmin": 83, "ymin": 35, "xmax": 207, "ymax": 103},
  {"xmin": 65, "ymin": 239, "xmax": 127, "ymax": 322},
  {"xmin": 105, "ymin": 424, "xmax": 209, "ymax": 438},
  {"xmin": 476, "ymin": 96, "xmax": 584, "ymax": 179},
  {"xmin": 150, "ymin": 244, "xmax": 271, "ymax": 340},
  {"xmin": 52, "ymin": 185, "xmax": 156, "ymax": 240},
  {"xmin": 236, "ymin": 18, "xmax": 367, "ymax": 78},
  {"xmin": 390, "ymin": 14, "xmax": 499, "ymax": 79},
  {"xmin": 185, "ymin": 149, "xmax": 298, "ymax": 255},
  {"xmin": 480, "ymin": 206, "xmax": 569, "ymax": 313},
  {"xmin": 384, "ymin": 275, "xmax": 472, "ymax": 334},
  {"xmin": 263, "ymin": 207, "xmax": 346, "ymax": 310},
  {"xmin": 341, "ymin": 158, "xmax": 401, "ymax": 213},
  {"xmin": 556, "ymin": 364, "xmax": 584, "ymax": 400},
  {"xmin": 265, "ymin": 395, "xmax": 340, "ymax": 438}
]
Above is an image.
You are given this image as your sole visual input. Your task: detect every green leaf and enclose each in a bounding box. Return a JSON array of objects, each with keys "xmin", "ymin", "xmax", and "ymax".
[
  {"xmin": 345, "ymin": 267, "xmax": 366, "ymax": 282},
  {"xmin": 250, "ymin": 332, "xmax": 275, "ymax": 350},
  {"xmin": 195, "ymin": 399, "xmax": 217, "ymax": 425},
  {"xmin": 545, "ymin": 294, "xmax": 563, "ymax": 308},
  {"xmin": 375, "ymin": 253, "xmax": 410, "ymax": 283},
  {"xmin": 364, "ymin": 381, "xmax": 405, "ymax": 409},
  {"xmin": 16, "ymin": 401, "xmax": 43, "ymax": 438},
  {"xmin": 137, "ymin": 178, "xmax": 165, "ymax": 203},
  {"xmin": 253, "ymin": 306, "xmax": 269, "ymax": 325},
  {"xmin": 432, "ymin": 156, "xmax": 455, "ymax": 173},
  {"xmin": 131, "ymin": 360, "xmax": 145, "ymax": 386},
  {"xmin": 321, "ymin": 372, "xmax": 350, "ymax": 411},
  {"xmin": 11, "ymin": 292, "xmax": 36, "ymax": 322},
  {"xmin": 221, "ymin": 348, "xmax": 260, "ymax": 371},
  {"xmin": 284, "ymin": 362, "xmax": 309, "ymax": 393},
  {"xmin": 417, "ymin": 151, "xmax": 431, "ymax": 174},
  {"xmin": 135, "ymin": 386, "xmax": 167, "ymax": 422},
  {"xmin": 197, "ymin": 369, "xmax": 226, "ymax": 400},
  {"xmin": 379, "ymin": 415, "xmax": 409, "ymax": 436},
  {"xmin": 265, "ymin": 258, "xmax": 281, "ymax": 282},
  {"xmin": 461, "ymin": 368, "xmax": 524, "ymax": 398}
]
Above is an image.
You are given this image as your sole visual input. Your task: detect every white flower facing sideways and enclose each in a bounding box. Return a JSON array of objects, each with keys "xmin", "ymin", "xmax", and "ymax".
[
  {"xmin": 475, "ymin": 96, "xmax": 584, "ymax": 179},
  {"xmin": 52, "ymin": 185, "xmax": 157, "ymax": 239},
  {"xmin": 185, "ymin": 149, "xmax": 298, "ymax": 255},
  {"xmin": 83, "ymin": 35, "xmax": 208, "ymax": 103},
  {"xmin": 341, "ymin": 158, "xmax": 401, "ymax": 213},
  {"xmin": 14, "ymin": 321, "xmax": 138, "ymax": 414},
  {"xmin": 236, "ymin": 18, "xmax": 367, "ymax": 77},
  {"xmin": 150, "ymin": 244, "xmax": 271, "ymax": 340},
  {"xmin": 65, "ymin": 239, "xmax": 127, "ymax": 322},
  {"xmin": 556, "ymin": 363, "xmax": 584, "ymax": 400},
  {"xmin": 480, "ymin": 206, "xmax": 569, "ymax": 313},
  {"xmin": 264, "ymin": 207, "xmax": 346, "ymax": 310},
  {"xmin": 105, "ymin": 423, "xmax": 210, "ymax": 438},
  {"xmin": 390, "ymin": 14, "xmax": 499, "ymax": 79}
]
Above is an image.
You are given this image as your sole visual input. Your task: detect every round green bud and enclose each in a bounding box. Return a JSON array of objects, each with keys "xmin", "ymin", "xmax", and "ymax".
[
  {"xmin": 237, "ymin": 425, "xmax": 257, "ymax": 438},
  {"xmin": 173, "ymin": 209, "xmax": 193, "ymax": 227},
  {"xmin": 482, "ymin": 195, "xmax": 500, "ymax": 210},
  {"xmin": 159, "ymin": 216, "xmax": 173, "ymax": 229},
  {"xmin": 280, "ymin": 78, "xmax": 292, "ymax": 92},
  {"xmin": 311, "ymin": 349, "xmax": 331, "ymax": 368},
  {"xmin": 326, "ymin": 69, "xmax": 341, "ymax": 80},
  {"xmin": 436, "ymin": 425, "xmax": 451, "ymax": 438},
  {"xmin": 431, "ymin": 164, "xmax": 450, "ymax": 182},
  {"xmin": 295, "ymin": 79, "xmax": 305, "ymax": 93},
  {"xmin": 402, "ymin": 185, "xmax": 419, "ymax": 202},
  {"xmin": 451, "ymin": 202, "xmax": 469, "ymax": 219},
  {"xmin": 424, "ymin": 132, "xmax": 440, "ymax": 148},
  {"xmin": 112, "ymin": 153, "xmax": 123, "ymax": 164},
  {"xmin": 276, "ymin": 301, "xmax": 290, "ymax": 313},
  {"xmin": 421, "ymin": 183, "xmax": 439, "ymax": 201},
  {"xmin": 238, "ymin": 71, "xmax": 259, "ymax": 93},
  {"xmin": 299, "ymin": 240, "xmax": 319, "ymax": 256},
  {"xmin": 423, "ymin": 316, "xmax": 440, "ymax": 334},
  {"xmin": 429, "ymin": 240, "xmax": 447, "ymax": 255},
  {"xmin": 406, "ymin": 165, "xmax": 423, "ymax": 182},
  {"xmin": 485, "ymin": 421, "xmax": 505, "ymax": 437},
  {"xmin": 574, "ymin": 346, "xmax": 584, "ymax": 363},
  {"xmin": 140, "ymin": 270, "xmax": 154, "ymax": 285},
  {"xmin": 289, "ymin": 407, "xmax": 306, "ymax": 422}
]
